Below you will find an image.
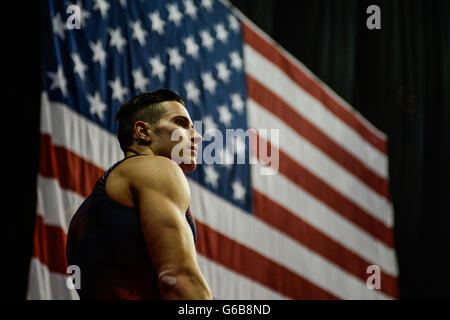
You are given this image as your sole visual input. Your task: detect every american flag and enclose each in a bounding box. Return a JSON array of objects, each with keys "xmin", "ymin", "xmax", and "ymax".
[{"xmin": 28, "ymin": 0, "xmax": 398, "ymax": 299}]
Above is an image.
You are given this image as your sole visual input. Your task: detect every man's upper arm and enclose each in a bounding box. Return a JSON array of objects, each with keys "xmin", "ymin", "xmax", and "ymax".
[{"xmin": 129, "ymin": 157, "xmax": 196, "ymax": 275}]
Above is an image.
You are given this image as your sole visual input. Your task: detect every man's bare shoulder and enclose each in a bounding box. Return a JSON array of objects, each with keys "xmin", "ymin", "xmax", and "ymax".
[{"xmin": 122, "ymin": 155, "xmax": 189, "ymax": 195}]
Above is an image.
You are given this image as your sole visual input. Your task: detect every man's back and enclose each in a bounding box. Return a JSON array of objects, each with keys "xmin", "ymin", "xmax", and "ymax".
[{"xmin": 66, "ymin": 154, "xmax": 197, "ymax": 299}]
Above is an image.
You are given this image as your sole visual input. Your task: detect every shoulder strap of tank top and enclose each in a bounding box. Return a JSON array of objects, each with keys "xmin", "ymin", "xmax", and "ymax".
[
  {"xmin": 101, "ymin": 154, "xmax": 147, "ymax": 181},
  {"xmin": 116, "ymin": 153, "xmax": 148, "ymax": 167}
]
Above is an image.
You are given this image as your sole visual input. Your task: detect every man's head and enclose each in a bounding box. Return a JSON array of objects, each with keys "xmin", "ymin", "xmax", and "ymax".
[{"xmin": 115, "ymin": 89, "xmax": 202, "ymax": 172}]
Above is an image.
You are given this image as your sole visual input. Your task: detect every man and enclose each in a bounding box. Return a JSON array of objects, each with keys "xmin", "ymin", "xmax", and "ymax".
[{"xmin": 66, "ymin": 89, "xmax": 212, "ymax": 300}]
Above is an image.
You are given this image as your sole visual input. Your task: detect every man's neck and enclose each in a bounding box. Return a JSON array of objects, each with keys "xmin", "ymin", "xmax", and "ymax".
[{"xmin": 125, "ymin": 146, "xmax": 155, "ymax": 158}]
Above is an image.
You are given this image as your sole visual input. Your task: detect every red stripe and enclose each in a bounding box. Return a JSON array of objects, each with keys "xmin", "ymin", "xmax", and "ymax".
[
  {"xmin": 195, "ymin": 221, "xmax": 338, "ymax": 299},
  {"xmin": 39, "ymin": 134, "xmax": 105, "ymax": 198},
  {"xmin": 253, "ymin": 190, "xmax": 398, "ymax": 298},
  {"xmin": 32, "ymin": 214, "xmax": 68, "ymax": 275},
  {"xmin": 37, "ymin": 136, "xmax": 338, "ymax": 299},
  {"xmin": 243, "ymin": 22, "xmax": 387, "ymax": 154},
  {"xmin": 252, "ymin": 132, "xmax": 394, "ymax": 248},
  {"xmin": 247, "ymin": 75, "xmax": 391, "ymax": 201}
]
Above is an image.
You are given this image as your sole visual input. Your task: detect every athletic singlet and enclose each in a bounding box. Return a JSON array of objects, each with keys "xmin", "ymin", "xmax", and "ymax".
[{"xmin": 66, "ymin": 154, "xmax": 197, "ymax": 299}]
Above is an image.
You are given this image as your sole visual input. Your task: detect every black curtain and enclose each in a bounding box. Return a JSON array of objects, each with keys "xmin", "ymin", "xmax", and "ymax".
[
  {"xmin": 3, "ymin": 1, "xmax": 42, "ymax": 300},
  {"xmin": 231, "ymin": 0, "xmax": 450, "ymax": 299}
]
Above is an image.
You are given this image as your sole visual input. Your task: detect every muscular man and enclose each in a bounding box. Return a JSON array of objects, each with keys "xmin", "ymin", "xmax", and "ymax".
[{"xmin": 66, "ymin": 89, "xmax": 212, "ymax": 300}]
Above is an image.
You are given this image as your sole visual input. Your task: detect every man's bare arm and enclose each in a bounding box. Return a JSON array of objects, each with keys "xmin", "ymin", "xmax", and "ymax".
[{"xmin": 130, "ymin": 156, "xmax": 212, "ymax": 300}]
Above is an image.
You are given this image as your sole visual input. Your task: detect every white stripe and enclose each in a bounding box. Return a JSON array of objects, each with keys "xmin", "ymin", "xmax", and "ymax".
[
  {"xmin": 37, "ymin": 175, "xmax": 85, "ymax": 233},
  {"xmin": 188, "ymin": 179, "xmax": 392, "ymax": 300},
  {"xmin": 251, "ymin": 161, "xmax": 398, "ymax": 277},
  {"xmin": 197, "ymin": 255, "xmax": 287, "ymax": 300},
  {"xmin": 244, "ymin": 44, "xmax": 388, "ymax": 179},
  {"xmin": 247, "ymin": 99, "xmax": 394, "ymax": 227},
  {"xmin": 27, "ymin": 257, "xmax": 80, "ymax": 300},
  {"xmin": 40, "ymin": 92, "xmax": 122, "ymax": 170}
]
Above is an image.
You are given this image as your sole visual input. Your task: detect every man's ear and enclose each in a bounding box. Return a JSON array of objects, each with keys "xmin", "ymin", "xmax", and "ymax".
[{"xmin": 134, "ymin": 121, "xmax": 152, "ymax": 144}]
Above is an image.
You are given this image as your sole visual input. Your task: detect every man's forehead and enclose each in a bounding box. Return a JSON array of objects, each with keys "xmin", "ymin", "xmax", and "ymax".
[{"xmin": 161, "ymin": 100, "xmax": 192, "ymax": 120}]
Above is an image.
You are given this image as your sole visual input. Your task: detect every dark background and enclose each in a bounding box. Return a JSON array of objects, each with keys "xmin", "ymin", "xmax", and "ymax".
[{"xmin": 4, "ymin": 0, "xmax": 449, "ymax": 299}]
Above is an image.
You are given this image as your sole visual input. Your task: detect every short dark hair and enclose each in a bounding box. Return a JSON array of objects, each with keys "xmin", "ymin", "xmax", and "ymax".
[{"xmin": 114, "ymin": 89, "xmax": 185, "ymax": 153}]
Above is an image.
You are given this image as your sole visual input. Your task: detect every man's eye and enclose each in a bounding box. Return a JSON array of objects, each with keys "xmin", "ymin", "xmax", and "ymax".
[{"xmin": 176, "ymin": 119, "xmax": 186, "ymax": 126}]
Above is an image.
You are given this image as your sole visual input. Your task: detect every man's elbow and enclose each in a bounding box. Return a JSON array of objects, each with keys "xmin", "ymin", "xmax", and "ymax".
[{"xmin": 158, "ymin": 268, "xmax": 212, "ymax": 300}]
